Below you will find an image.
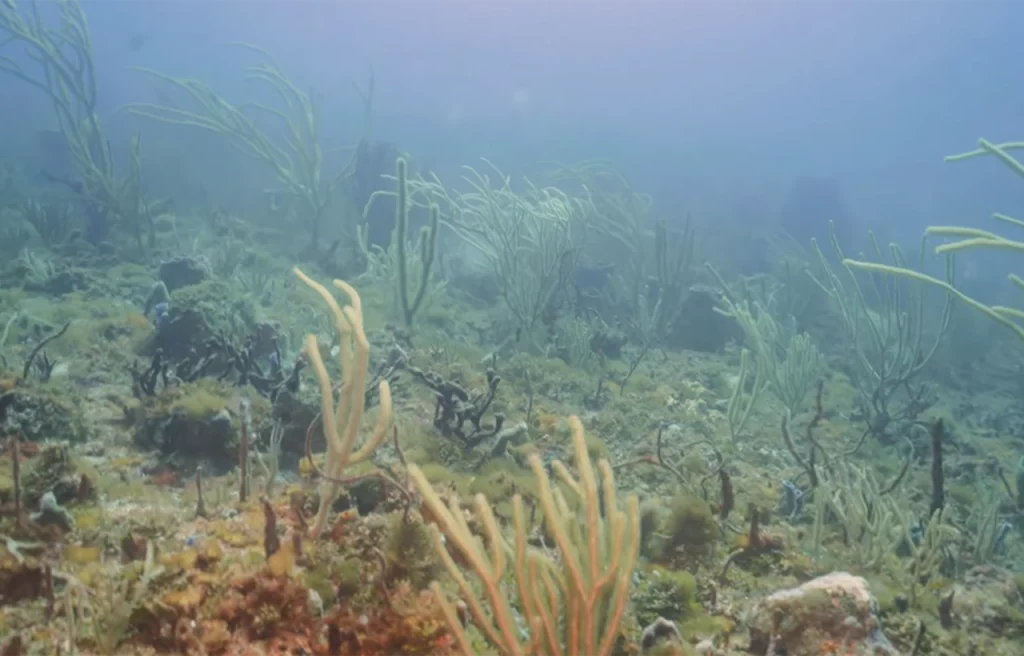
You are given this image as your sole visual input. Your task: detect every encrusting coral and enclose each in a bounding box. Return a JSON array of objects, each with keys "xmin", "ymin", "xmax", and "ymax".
[{"xmin": 409, "ymin": 415, "xmax": 640, "ymax": 656}]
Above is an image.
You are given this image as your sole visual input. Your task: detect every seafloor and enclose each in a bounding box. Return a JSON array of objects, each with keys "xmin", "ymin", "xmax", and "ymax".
[{"xmin": 0, "ymin": 226, "xmax": 1022, "ymax": 656}]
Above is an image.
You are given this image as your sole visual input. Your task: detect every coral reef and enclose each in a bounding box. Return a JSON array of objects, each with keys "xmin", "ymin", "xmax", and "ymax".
[{"xmin": 0, "ymin": 6, "xmax": 1021, "ymax": 655}]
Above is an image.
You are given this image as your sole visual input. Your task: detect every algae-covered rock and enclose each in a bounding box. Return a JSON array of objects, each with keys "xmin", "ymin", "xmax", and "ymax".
[
  {"xmin": 0, "ymin": 441, "xmax": 77, "ymax": 511},
  {"xmin": 950, "ymin": 565, "xmax": 1024, "ymax": 640},
  {"xmin": 158, "ymin": 256, "xmax": 210, "ymax": 293},
  {"xmin": 747, "ymin": 572, "xmax": 894, "ymax": 655},
  {"xmin": 0, "ymin": 540, "xmax": 45, "ymax": 607},
  {"xmin": 147, "ymin": 279, "xmax": 259, "ymax": 360},
  {"xmin": 133, "ymin": 379, "xmax": 269, "ymax": 472},
  {"xmin": 633, "ymin": 567, "xmax": 701, "ymax": 629},
  {"xmin": 658, "ymin": 495, "xmax": 718, "ymax": 565},
  {"xmin": 20, "ymin": 442, "xmax": 77, "ymax": 506},
  {"xmin": 268, "ymin": 387, "xmax": 319, "ymax": 466},
  {"xmin": 0, "ymin": 382, "xmax": 93, "ymax": 443},
  {"xmin": 667, "ymin": 284, "xmax": 742, "ymax": 352}
]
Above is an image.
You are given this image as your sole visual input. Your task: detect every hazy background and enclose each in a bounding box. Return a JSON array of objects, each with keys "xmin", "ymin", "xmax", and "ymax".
[{"xmin": 2, "ymin": 0, "xmax": 1022, "ymax": 266}]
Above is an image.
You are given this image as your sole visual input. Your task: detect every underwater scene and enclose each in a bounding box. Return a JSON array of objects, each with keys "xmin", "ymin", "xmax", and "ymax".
[{"xmin": 2, "ymin": 1, "xmax": 1024, "ymax": 654}]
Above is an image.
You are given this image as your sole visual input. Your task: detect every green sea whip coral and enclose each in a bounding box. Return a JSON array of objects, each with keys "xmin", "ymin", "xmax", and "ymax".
[
  {"xmin": 127, "ymin": 45, "xmax": 370, "ymax": 252},
  {"xmin": 0, "ymin": 0, "xmax": 153, "ymax": 245},
  {"xmin": 846, "ymin": 138, "xmax": 1024, "ymax": 343},
  {"xmin": 397, "ymin": 160, "xmax": 593, "ymax": 346},
  {"xmin": 361, "ymin": 157, "xmax": 440, "ymax": 331}
]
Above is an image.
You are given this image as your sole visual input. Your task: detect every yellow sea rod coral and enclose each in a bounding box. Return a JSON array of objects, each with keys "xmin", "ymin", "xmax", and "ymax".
[
  {"xmin": 409, "ymin": 415, "xmax": 640, "ymax": 656},
  {"xmin": 293, "ymin": 267, "xmax": 393, "ymax": 539}
]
